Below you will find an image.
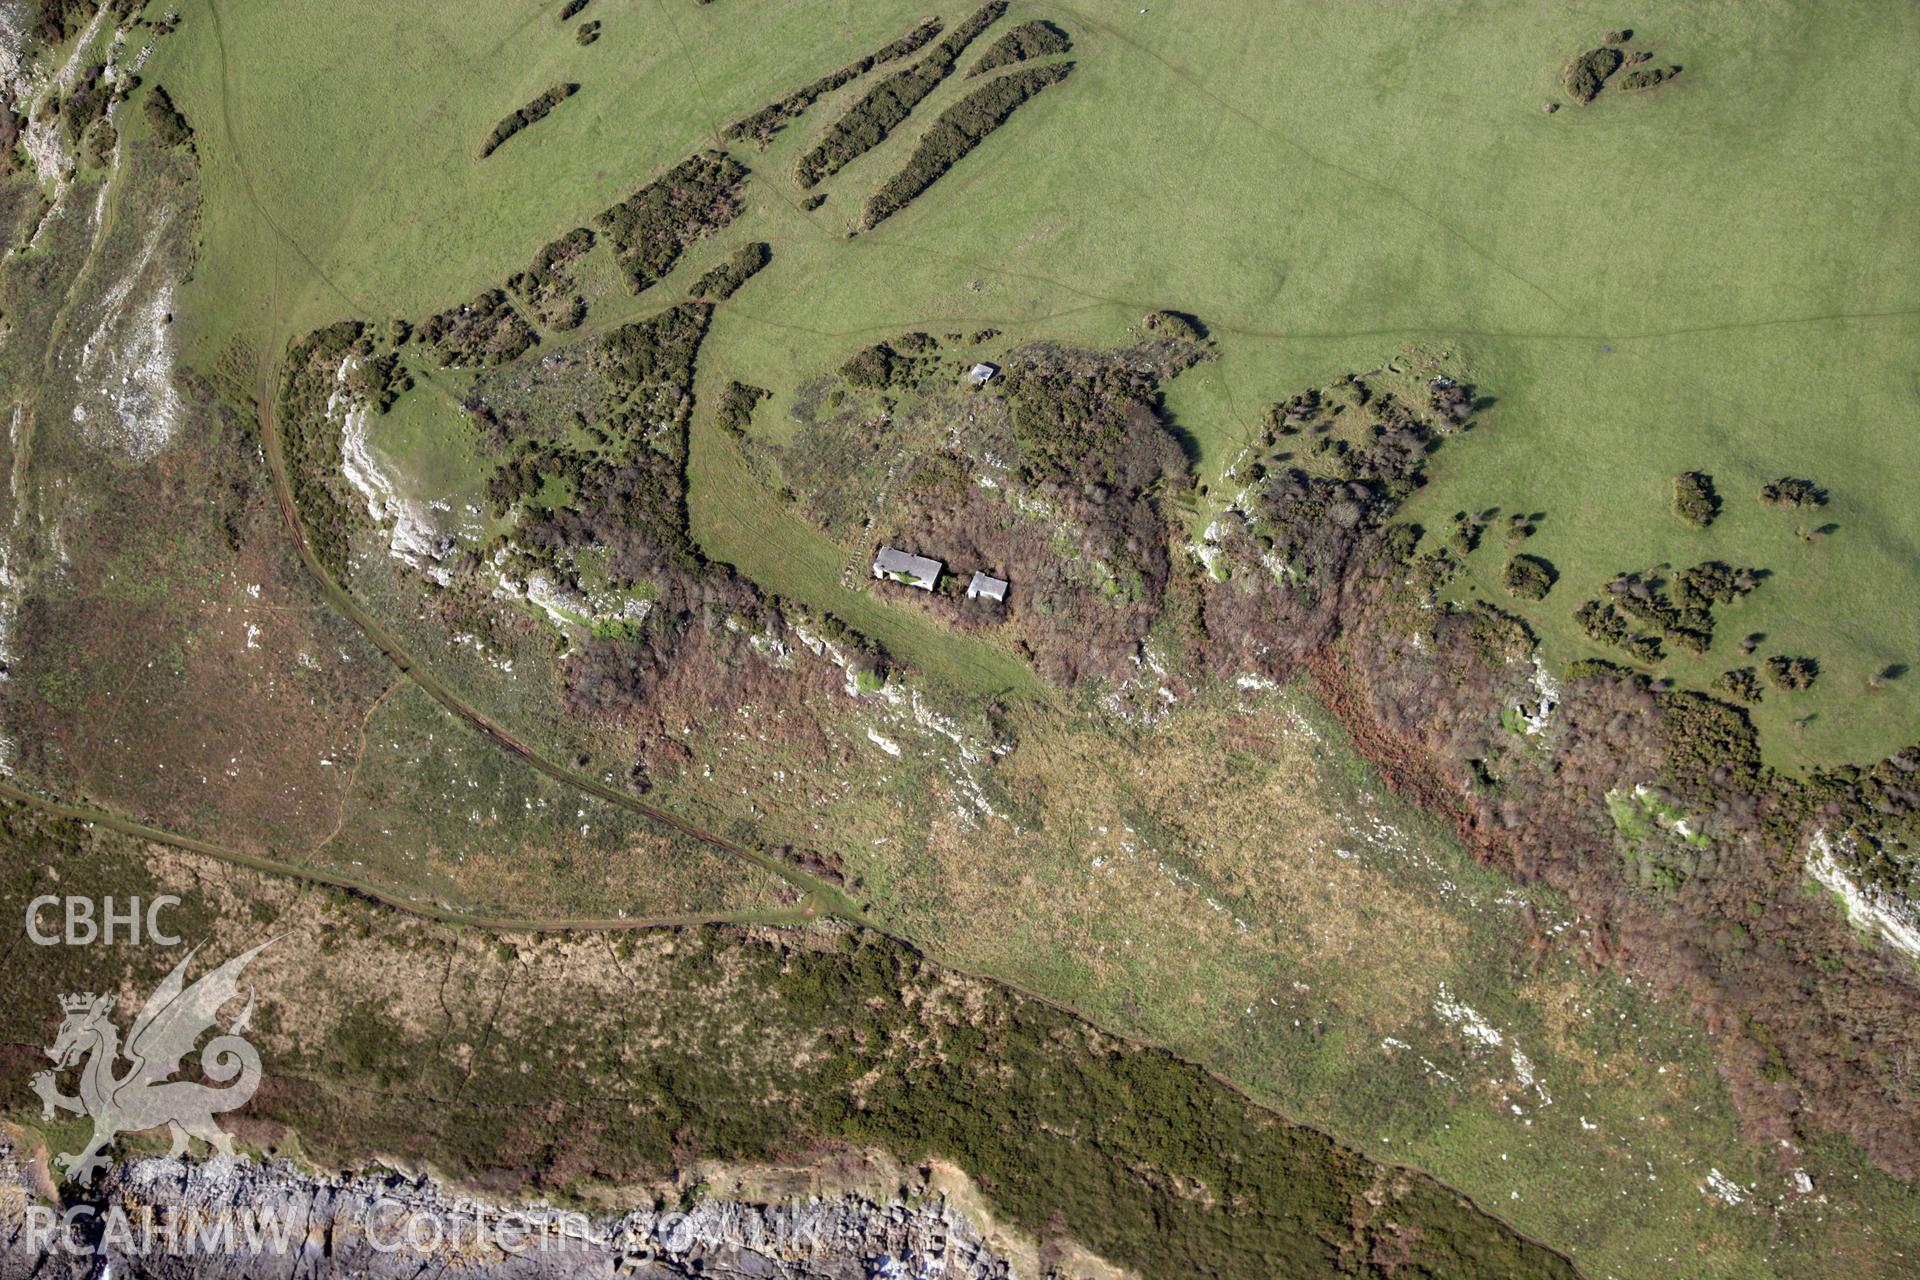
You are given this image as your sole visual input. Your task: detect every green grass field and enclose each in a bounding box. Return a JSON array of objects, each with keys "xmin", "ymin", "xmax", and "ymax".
[{"xmin": 153, "ymin": 0, "xmax": 1920, "ymax": 768}]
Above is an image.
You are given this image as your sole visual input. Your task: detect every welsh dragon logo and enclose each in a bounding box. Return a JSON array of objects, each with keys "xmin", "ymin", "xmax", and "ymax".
[{"xmin": 30, "ymin": 940, "xmax": 273, "ymax": 1185}]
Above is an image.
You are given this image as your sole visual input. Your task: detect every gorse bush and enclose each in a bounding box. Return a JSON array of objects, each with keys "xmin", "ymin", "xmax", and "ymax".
[
  {"xmin": 795, "ymin": 0, "xmax": 1007, "ymax": 189},
  {"xmin": 1714, "ymin": 667, "xmax": 1764, "ymax": 705},
  {"xmin": 840, "ymin": 341, "xmax": 907, "ymax": 390},
  {"xmin": 595, "ymin": 151, "xmax": 748, "ymax": 293},
  {"xmin": 723, "ymin": 17, "xmax": 942, "ymax": 147},
  {"xmin": 1759, "ymin": 476, "xmax": 1827, "ymax": 509},
  {"xmin": 1572, "ymin": 560, "xmax": 1760, "ymax": 665},
  {"xmin": 1563, "ymin": 47, "xmax": 1623, "ymax": 103},
  {"xmin": 861, "ymin": 61, "xmax": 1072, "ymax": 230},
  {"xmin": 688, "ymin": 241, "xmax": 770, "ymax": 301},
  {"xmin": 1765, "ymin": 655, "xmax": 1819, "ymax": 691},
  {"xmin": 968, "ymin": 19, "xmax": 1070, "ymax": 76},
  {"xmin": 507, "ymin": 227, "xmax": 594, "ymax": 330},
  {"xmin": 1673, "ymin": 560, "xmax": 1762, "ymax": 609},
  {"xmin": 1575, "ymin": 598, "xmax": 1663, "ymax": 664},
  {"xmin": 715, "ymin": 381, "xmax": 770, "ymax": 436},
  {"xmin": 143, "ymin": 85, "xmax": 194, "ymax": 150},
  {"xmin": 1620, "ymin": 64, "xmax": 1680, "ymax": 91},
  {"xmin": 1673, "ymin": 470, "xmax": 1718, "ymax": 527},
  {"xmin": 478, "ymin": 83, "xmax": 577, "ymax": 159},
  {"xmin": 1503, "ymin": 553, "xmax": 1556, "ymax": 600},
  {"xmin": 418, "ymin": 289, "xmax": 538, "ymax": 367}
]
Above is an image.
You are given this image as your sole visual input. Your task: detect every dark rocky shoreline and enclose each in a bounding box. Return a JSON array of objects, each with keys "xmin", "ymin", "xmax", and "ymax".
[{"xmin": 0, "ymin": 1141, "xmax": 1018, "ymax": 1280}]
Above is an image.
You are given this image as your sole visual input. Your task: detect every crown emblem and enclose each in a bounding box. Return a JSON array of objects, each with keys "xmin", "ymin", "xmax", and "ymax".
[{"xmin": 60, "ymin": 993, "xmax": 99, "ymax": 1013}]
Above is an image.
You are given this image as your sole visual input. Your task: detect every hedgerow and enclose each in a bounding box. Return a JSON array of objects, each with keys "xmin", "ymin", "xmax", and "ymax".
[
  {"xmin": 860, "ymin": 61, "xmax": 1072, "ymax": 230},
  {"xmin": 594, "ymin": 151, "xmax": 748, "ymax": 293},
  {"xmin": 795, "ymin": 0, "xmax": 1007, "ymax": 189},
  {"xmin": 688, "ymin": 241, "xmax": 769, "ymax": 300},
  {"xmin": 722, "ymin": 17, "xmax": 942, "ymax": 147},
  {"xmin": 967, "ymin": 19, "xmax": 1070, "ymax": 76},
  {"xmin": 478, "ymin": 82, "xmax": 578, "ymax": 159}
]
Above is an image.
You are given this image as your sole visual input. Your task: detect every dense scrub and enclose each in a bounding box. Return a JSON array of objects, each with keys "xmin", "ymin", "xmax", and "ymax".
[
  {"xmin": 1562, "ymin": 47, "xmax": 1623, "ymax": 103},
  {"xmin": 54, "ymin": 61, "xmax": 117, "ymax": 155},
  {"xmin": 795, "ymin": 0, "xmax": 1006, "ymax": 189},
  {"xmin": 277, "ymin": 323, "xmax": 374, "ymax": 580},
  {"xmin": 1190, "ymin": 358, "xmax": 1920, "ymax": 1190},
  {"xmin": 142, "ymin": 84, "xmax": 194, "ymax": 150},
  {"xmin": 1202, "ymin": 370, "xmax": 1455, "ymax": 665},
  {"xmin": 29, "ymin": 0, "xmax": 142, "ymax": 45},
  {"xmin": 1673, "ymin": 470, "xmax": 1718, "ymax": 527},
  {"xmin": 715, "ymin": 379, "xmax": 769, "ymax": 436},
  {"xmin": 418, "ymin": 288, "xmax": 538, "ymax": 366},
  {"xmin": 506, "ymin": 226, "xmax": 593, "ymax": 329},
  {"xmin": 722, "ymin": 16, "xmax": 942, "ymax": 147},
  {"xmin": 780, "ymin": 325, "xmax": 1209, "ymax": 686},
  {"xmin": 460, "ymin": 257, "xmax": 883, "ymax": 739},
  {"xmin": 1760, "ymin": 476, "xmax": 1827, "ymax": 508},
  {"xmin": 688, "ymin": 240, "xmax": 769, "ymax": 300},
  {"xmin": 967, "ymin": 19, "xmax": 1070, "ymax": 76},
  {"xmin": 999, "ymin": 331, "xmax": 1190, "ymax": 493},
  {"xmin": 1503, "ymin": 553, "xmax": 1555, "ymax": 599},
  {"xmin": 860, "ymin": 61, "xmax": 1072, "ymax": 230},
  {"xmin": 594, "ymin": 150, "xmax": 748, "ymax": 293},
  {"xmin": 478, "ymin": 82, "xmax": 578, "ymax": 159}
]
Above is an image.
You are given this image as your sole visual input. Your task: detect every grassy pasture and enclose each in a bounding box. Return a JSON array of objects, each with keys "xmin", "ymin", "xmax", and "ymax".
[
  {"xmin": 305, "ymin": 683, "xmax": 801, "ymax": 922},
  {"xmin": 157, "ymin": 0, "xmax": 1920, "ymax": 765}
]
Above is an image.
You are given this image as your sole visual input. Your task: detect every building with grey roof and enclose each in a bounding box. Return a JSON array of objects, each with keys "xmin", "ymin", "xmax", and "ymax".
[
  {"xmin": 966, "ymin": 571, "xmax": 1009, "ymax": 603},
  {"xmin": 872, "ymin": 546, "xmax": 943, "ymax": 591}
]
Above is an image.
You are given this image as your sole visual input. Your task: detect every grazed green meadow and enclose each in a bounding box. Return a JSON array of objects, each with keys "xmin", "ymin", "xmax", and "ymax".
[{"xmin": 150, "ymin": 0, "xmax": 1920, "ymax": 767}]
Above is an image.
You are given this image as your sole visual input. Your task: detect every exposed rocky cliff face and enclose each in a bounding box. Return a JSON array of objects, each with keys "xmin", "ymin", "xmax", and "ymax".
[{"xmin": 0, "ymin": 1142, "xmax": 1020, "ymax": 1279}]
